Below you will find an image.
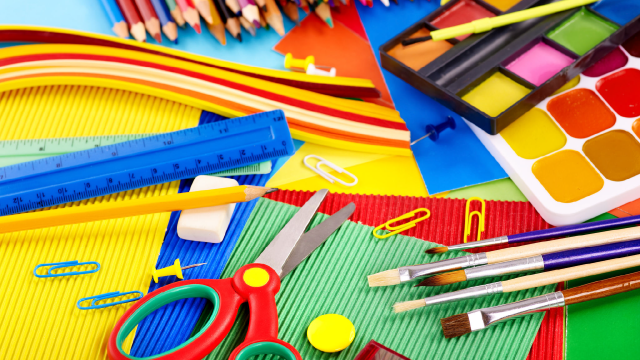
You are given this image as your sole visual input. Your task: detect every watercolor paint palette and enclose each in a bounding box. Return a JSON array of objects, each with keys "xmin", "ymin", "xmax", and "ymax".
[
  {"xmin": 380, "ymin": 0, "xmax": 640, "ymax": 135},
  {"xmin": 469, "ymin": 33, "xmax": 640, "ymax": 226}
]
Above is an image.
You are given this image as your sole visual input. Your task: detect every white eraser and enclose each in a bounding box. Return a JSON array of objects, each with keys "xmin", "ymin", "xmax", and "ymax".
[{"xmin": 177, "ymin": 176, "xmax": 238, "ymax": 243}]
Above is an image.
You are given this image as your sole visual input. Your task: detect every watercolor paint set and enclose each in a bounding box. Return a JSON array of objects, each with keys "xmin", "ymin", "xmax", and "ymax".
[
  {"xmin": 380, "ymin": 0, "xmax": 640, "ymax": 135},
  {"xmin": 469, "ymin": 30, "xmax": 640, "ymax": 226}
]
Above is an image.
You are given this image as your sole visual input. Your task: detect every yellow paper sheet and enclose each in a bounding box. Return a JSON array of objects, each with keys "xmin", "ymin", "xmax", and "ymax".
[
  {"xmin": 0, "ymin": 85, "xmax": 200, "ymax": 359},
  {"xmin": 268, "ymin": 142, "xmax": 430, "ymax": 197}
]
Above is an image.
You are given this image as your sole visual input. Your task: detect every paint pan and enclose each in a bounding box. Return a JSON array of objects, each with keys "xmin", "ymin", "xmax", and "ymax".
[
  {"xmin": 380, "ymin": 0, "xmax": 640, "ymax": 135},
  {"xmin": 468, "ymin": 44, "xmax": 640, "ymax": 226}
]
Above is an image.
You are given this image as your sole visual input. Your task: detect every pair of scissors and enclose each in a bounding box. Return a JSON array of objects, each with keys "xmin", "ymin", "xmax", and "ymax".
[{"xmin": 108, "ymin": 189, "xmax": 355, "ymax": 360}]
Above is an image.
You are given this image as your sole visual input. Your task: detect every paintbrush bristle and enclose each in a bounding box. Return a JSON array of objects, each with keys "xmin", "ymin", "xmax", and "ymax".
[
  {"xmin": 415, "ymin": 270, "xmax": 466, "ymax": 287},
  {"xmin": 441, "ymin": 313, "xmax": 472, "ymax": 338},
  {"xmin": 393, "ymin": 299, "xmax": 426, "ymax": 313},
  {"xmin": 426, "ymin": 246, "xmax": 448, "ymax": 254},
  {"xmin": 367, "ymin": 269, "xmax": 401, "ymax": 287}
]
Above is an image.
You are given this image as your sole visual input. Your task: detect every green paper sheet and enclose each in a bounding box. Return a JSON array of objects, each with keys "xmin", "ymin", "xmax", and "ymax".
[
  {"xmin": 565, "ymin": 266, "xmax": 640, "ymax": 360},
  {"xmin": 202, "ymin": 198, "xmax": 556, "ymax": 359}
]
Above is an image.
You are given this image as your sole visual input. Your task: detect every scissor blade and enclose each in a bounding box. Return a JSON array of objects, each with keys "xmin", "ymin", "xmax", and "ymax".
[
  {"xmin": 254, "ymin": 189, "xmax": 329, "ymax": 275},
  {"xmin": 280, "ymin": 202, "xmax": 355, "ymax": 278}
]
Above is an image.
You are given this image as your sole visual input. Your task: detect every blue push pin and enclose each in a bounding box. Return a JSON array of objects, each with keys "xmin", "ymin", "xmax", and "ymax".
[{"xmin": 410, "ymin": 116, "xmax": 456, "ymax": 145}]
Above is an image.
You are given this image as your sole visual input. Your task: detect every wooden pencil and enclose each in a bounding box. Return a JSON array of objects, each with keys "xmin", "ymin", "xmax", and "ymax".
[
  {"xmin": 150, "ymin": 0, "xmax": 178, "ymax": 42},
  {"xmin": 164, "ymin": 0, "xmax": 186, "ymax": 27},
  {"xmin": 254, "ymin": 0, "xmax": 267, "ymax": 12},
  {"xmin": 176, "ymin": 0, "xmax": 203, "ymax": 33},
  {"xmin": 299, "ymin": 0, "xmax": 310, "ymax": 13},
  {"xmin": 0, "ymin": 186, "xmax": 277, "ymax": 236},
  {"xmin": 194, "ymin": 0, "xmax": 214, "ymax": 24},
  {"xmin": 238, "ymin": 16, "xmax": 257, "ymax": 36},
  {"xmin": 100, "ymin": 0, "xmax": 130, "ymax": 39},
  {"xmin": 213, "ymin": 0, "xmax": 243, "ymax": 41},
  {"xmin": 282, "ymin": 1, "xmax": 299, "ymax": 26},
  {"xmin": 116, "ymin": 0, "xmax": 147, "ymax": 42},
  {"xmin": 135, "ymin": 0, "xmax": 163, "ymax": 43},
  {"xmin": 238, "ymin": 0, "xmax": 261, "ymax": 27},
  {"xmin": 225, "ymin": 0, "xmax": 242, "ymax": 15},
  {"xmin": 314, "ymin": 1, "xmax": 333, "ymax": 28},
  {"xmin": 259, "ymin": 9, "xmax": 268, "ymax": 28},
  {"xmin": 263, "ymin": 0, "xmax": 284, "ymax": 35},
  {"xmin": 206, "ymin": 0, "xmax": 227, "ymax": 44}
]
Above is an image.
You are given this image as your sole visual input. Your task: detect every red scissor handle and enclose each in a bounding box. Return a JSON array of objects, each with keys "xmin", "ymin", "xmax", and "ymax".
[{"xmin": 107, "ymin": 264, "xmax": 301, "ymax": 360}]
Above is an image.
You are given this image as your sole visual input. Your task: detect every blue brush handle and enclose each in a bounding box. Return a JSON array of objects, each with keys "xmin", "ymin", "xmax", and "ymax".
[
  {"xmin": 542, "ymin": 239, "xmax": 640, "ymax": 271},
  {"xmin": 508, "ymin": 215, "xmax": 640, "ymax": 244}
]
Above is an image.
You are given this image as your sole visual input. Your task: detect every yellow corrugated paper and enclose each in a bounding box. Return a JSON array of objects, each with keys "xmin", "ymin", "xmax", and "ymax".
[{"xmin": 0, "ymin": 85, "xmax": 201, "ymax": 359}]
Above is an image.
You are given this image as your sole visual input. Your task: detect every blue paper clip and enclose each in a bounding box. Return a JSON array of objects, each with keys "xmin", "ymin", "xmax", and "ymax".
[
  {"xmin": 34, "ymin": 260, "xmax": 100, "ymax": 278},
  {"xmin": 77, "ymin": 291, "xmax": 144, "ymax": 310}
]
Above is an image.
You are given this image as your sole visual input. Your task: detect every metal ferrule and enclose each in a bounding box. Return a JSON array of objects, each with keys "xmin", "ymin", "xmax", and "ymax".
[
  {"xmin": 467, "ymin": 292, "xmax": 565, "ymax": 332},
  {"xmin": 446, "ymin": 236, "xmax": 509, "ymax": 251},
  {"xmin": 398, "ymin": 253, "xmax": 488, "ymax": 282},
  {"xmin": 464, "ymin": 255, "xmax": 545, "ymax": 280},
  {"xmin": 423, "ymin": 282, "xmax": 503, "ymax": 307}
]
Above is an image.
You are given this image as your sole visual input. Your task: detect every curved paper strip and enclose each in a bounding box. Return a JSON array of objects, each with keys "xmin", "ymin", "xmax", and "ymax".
[
  {"xmin": 0, "ymin": 70, "xmax": 412, "ymax": 155},
  {"xmin": 0, "ymin": 44, "xmax": 404, "ymax": 126},
  {"xmin": 0, "ymin": 25, "xmax": 381, "ymax": 98}
]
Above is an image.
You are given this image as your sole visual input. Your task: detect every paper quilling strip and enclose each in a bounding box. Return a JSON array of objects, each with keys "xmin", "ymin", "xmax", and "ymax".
[{"xmin": 0, "ymin": 43, "xmax": 411, "ymax": 156}]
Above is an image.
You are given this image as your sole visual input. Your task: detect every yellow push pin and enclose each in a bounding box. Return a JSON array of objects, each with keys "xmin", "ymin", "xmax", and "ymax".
[
  {"xmin": 151, "ymin": 259, "xmax": 206, "ymax": 283},
  {"xmin": 284, "ymin": 53, "xmax": 315, "ymax": 71},
  {"xmin": 307, "ymin": 314, "xmax": 355, "ymax": 353}
]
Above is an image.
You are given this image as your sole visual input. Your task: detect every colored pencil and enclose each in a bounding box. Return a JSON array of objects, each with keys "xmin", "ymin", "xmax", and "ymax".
[
  {"xmin": 314, "ymin": 1, "xmax": 333, "ymax": 28},
  {"xmin": 150, "ymin": 0, "xmax": 178, "ymax": 42},
  {"xmin": 367, "ymin": 225, "xmax": 640, "ymax": 287},
  {"xmin": 259, "ymin": 9, "xmax": 268, "ymax": 28},
  {"xmin": 134, "ymin": 0, "xmax": 163, "ymax": 43},
  {"xmin": 0, "ymin": 186, "xmax": 277, "ymax": 235},
  {"xmin": 225, "ymin": 0, "xmax": 242, "ymax": 15},
  {"xmin": 420, "ymin": 238, "xmax": 640, "ymax": 287},
  {"xmin": 213, "ymin": 0, "xmax": 242, "ymax": 41},
  {"xmin": 206, "ymin": 0, "xmax": 227, "ymax": 45},
  {"xmin": 100, "ymin": 0, "xmax": 130, "ymax": 39},
  {"xmin": 254, "ymin": 0, "xmax": 267, "ymax": 12},
  {"xmin": 116, "ymin": 0, "xmax": 147, "ymax": 42},
  {"xmin": 164, "ymin": 0, "xmax": 187, "ymax": 27},
  {"xmin": 282, "ymin": 1, "xmax": 299, "ymax": 26},
  {"xmin": 238, "ymin": 0, "xmax": 261, "ymax": 28},
  {"xmin": 194, "ymin": 0, "xmax": 214, "ymax": 24},
  {"xmin": 440, "ymin": 270, "xmax": 640, "ymax": 338},
  {"xmin": 264, "ymin": 0, "xmax": 284, "ymax": 35},
  {"xmin": 239, "ymin": 16, "xmax": 257, "ymax": 36},
  {"xmin": 393, "ymin": 252, "xmax": 640, "ymax": 313},
  {"xmin": 176, "ymin": 0, "xmax": 203, "ymax": 33},
  {"xmin": 429, "ymin": 213, "xmax": 640, "ymax": 254}
]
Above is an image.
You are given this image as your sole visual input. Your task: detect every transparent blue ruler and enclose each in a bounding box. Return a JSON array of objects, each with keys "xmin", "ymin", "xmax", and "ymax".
[{"xmin": 0, "ymin": 110, "xmax": 293, "ymax": 216}]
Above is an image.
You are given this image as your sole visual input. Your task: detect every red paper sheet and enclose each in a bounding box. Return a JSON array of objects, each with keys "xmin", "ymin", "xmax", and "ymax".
[
  {"xmin": 266, "ymin": 190, "xmax": 563, "ymax": 360},
  {"xmin": 274, "ymin": 4, "xmax": 394, "ymax": 108}
]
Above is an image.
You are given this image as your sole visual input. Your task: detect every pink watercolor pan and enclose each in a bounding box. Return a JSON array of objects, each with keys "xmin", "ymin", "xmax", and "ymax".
[{"xmin": 506, "ymin": 41, "xmax": 576, "ymax": 86}]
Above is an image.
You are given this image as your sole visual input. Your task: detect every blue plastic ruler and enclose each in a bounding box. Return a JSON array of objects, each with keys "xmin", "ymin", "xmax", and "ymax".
[
  {"xmin": 0, "ymin": 110, "xmax": 293, "ymax": 216},
  {"xmin": 0, "ymin": 135, "xmax": 272, "ymax": 176}
]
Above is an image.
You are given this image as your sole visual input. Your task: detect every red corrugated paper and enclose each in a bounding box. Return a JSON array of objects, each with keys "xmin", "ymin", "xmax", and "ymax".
[{"xmin": 266, "ymin": 190, "xmax": 564, "ymax": 360}]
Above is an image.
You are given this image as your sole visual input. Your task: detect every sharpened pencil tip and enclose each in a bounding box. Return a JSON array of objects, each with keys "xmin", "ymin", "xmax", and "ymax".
[
  {"xmin": 153, "ymin": 33, "xmax": 162, "ymax": 43},
  {"xmin": 193, "ymin": 23, "xmax": 202, "ymax": 34},
  {"xmin": 265, "ymin": 188, "xmax": 278, "ymax": 194},
  {"xmin": 426, "ymin": 246, "xmax": 448, "ymax": 254},
  {"xmin": 261, "ymin": 5, "xmax": 267, "ymax": 11},
  {"xmin": 253, "ymin": 20, "xmax": 261, "ymax": 28}
]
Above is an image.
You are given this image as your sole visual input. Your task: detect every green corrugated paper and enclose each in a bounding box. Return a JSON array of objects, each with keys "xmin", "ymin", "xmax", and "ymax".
[{"xmin": 203, "ymin": 198, "xmax": 556, "ymax": 359}]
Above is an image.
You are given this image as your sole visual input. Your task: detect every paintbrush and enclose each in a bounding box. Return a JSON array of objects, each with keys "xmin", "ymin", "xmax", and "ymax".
[
  {"xmin": 393, "ymin": 252, "xmax": 640, "ymax": 313},
  {"xmin": 427, "ymin": 213, "xmax": 640, "ymax": 254},
  {"xmin": 367, "ymin": 225, "xmax": 640, "ymax": 287},
  {"xmin": 440, "ymin": 269, "xmax": 640, "ymax": 338},
  {"xmin": 419, "ymin": 238, "xmax": 640, "ymax": 287}
]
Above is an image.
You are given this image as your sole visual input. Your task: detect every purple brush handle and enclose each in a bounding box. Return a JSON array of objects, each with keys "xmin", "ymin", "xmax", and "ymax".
[
  {"xmin": 542, "ymin": 239, "xmax": 640, "ymax": 271},
  {"xmin": 508, "ymin": 214, "xmax": 640, "ymax": 244}
]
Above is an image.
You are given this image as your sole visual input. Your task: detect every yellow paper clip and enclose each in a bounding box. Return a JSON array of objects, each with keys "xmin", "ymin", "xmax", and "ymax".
[
  {"xmin": 373, "ymin": 208, "xmax": 430, "ymax": 239},
  {"xmin": 464, "ymin": 197, "xmax": 485, "ymax": 243}
]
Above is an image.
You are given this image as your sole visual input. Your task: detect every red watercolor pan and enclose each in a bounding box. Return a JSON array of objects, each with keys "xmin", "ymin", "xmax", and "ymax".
[
  {"xmin": 596, "ymin": 68, "xmax": 640, "ymax": 117},
  {"xmin": 583, "ymin": 47, "xmax": 628, "ymax": 77},
  {"xmin": 431, "ymin": 0, "xmax": 498, "ymax": 40}
]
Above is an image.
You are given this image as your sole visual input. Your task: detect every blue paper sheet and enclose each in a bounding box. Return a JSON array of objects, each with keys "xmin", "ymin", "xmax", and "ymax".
[
  {"xmin": 355, "ymin": 1, "xmax": 507, "ymax": 194},
  {"xmin": 130, "ymin": 111, "xmax": 272, "ymax": 356},
  {"xmin": 0, "ymin": 0, "xmax": 297, "ymax": 70}
]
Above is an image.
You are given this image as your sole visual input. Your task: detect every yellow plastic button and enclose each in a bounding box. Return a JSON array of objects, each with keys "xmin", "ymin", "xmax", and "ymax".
[
  {"xmin": 242, "ymin": 267, "xmax": 269, "ymax": 287},
  {"xmin": 307, "ymin": 314, "xmax": 355, "ymax": 353}
]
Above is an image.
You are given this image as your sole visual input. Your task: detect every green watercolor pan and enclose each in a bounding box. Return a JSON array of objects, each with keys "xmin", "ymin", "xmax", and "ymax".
[{"xmin": 380, "ymin": 0, "xmax": 640, "ymax": 135}]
